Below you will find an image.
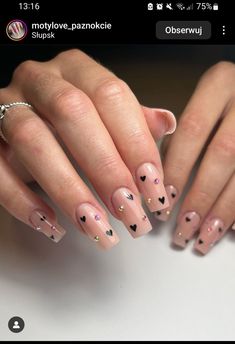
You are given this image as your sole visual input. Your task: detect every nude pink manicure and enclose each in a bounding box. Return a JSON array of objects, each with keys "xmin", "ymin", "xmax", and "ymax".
[
  {"xmin": 76, "ymin": 203, "xmax": 119, "ymax": 250},
  {"xmin": 155, "ymin": 185, "xmax": 178, "ymax": 221},
  {"xmin": 173, "ymin": 211, "xmax": 200, "ymax": 248},
  {"xmin": 194, "ymin": 218, "xmax": 224, "ymax": 255},
  {"xmin": 112, "ymin": 187, "xmax": 152, "ymax": 238},
  {"xmin": 136, "ymin": 163, "xmax": 169, "ymax": 212},
  {"xmin": 29, "ymin": 209, "xmax": 66, "ymax": 243}
]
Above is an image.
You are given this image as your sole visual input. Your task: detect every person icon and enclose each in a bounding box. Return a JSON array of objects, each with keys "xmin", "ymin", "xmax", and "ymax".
[
  {"xmin": 8, "ymin": 316, "xmax": 25, "ymax": 333},
  {"xmin": 13, "ymin": 321, "xmax": 20, "ymax": 329}
]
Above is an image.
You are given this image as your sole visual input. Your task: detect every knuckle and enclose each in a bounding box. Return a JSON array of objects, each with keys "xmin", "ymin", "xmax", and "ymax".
[
  {"xmin": 209, "ymin": 135, "xmax": 235, "ymax": 159},
  {"xmin": 94, "ymin": 78, "xmax": 128, "ymax": 103},
  {"xmin": 179, "ymin": 112, "xmax": 204, "ymax": 138},
  {"xmin": 56, "ymin": 48, "xmax": 84, "ymax": 61},
  {"xmin": 193, "ymin": 188, "xmax": 214, "ymax": 205},
  {"xmin": 95, "ymin": 154, "xmax": 120, "ymax": 173},
  {"xmin": 124, "ymin": 130, "xmax": 150, "ymax": 154},
  {"xmin": 51, "ymin": 88, "xmax": 91, "ymax": 121},
  {"xmin": 53, "ymin": 177, "xmax": 79, "ymax": 203},
  {"xmin": 13, "ymin": 60, "xmax": 39, "ymax": 81},
  {"xmin": 93, "ymin": 154, "xmax": 130, "ymax": 182}
]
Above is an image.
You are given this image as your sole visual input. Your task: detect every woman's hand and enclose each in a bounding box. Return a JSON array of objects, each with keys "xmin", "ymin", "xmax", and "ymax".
[
  {"xmin": 154, "ymin": 61, "xmax": 235, "ymax": 255},
  {"xmin": 0, "ymin": 49, "xmax": 176, "ymax": 249}
]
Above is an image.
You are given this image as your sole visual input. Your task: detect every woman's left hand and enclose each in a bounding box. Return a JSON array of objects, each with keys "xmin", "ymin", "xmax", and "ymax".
[{"xmin": 153, "ymin": 61, "xmax": 235, "ymax": 255}]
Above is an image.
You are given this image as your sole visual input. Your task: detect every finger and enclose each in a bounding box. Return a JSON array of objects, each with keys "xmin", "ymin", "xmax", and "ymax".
[
  {"xmin": 173, "ymin": 105, "xmax": 235, "ymax": 248},
  {"xmin": 0, "ymin": 91, "xmax": 119, "ymax": 250},
  {"xmin": 54, "ymin": 49, "xmax": 170, "ymax": 212},
  {"xmin": 13, "ymin": 63, "xmax": 153, "ymax": 238},
  {"xmin": 155, "ymin": 62, "xmax": 235, "ymax": 222},
  {"xmin": 2, "ymin": 146, "xmax": 34, "ymax": 183},
  {"xmin": 141, "ymin": 106, "xmax": 176, "ymax": 140},
  {"xmin": 0, "ymin": 144, "xmax": 65, "ymax": 243},
  {"xmin": 194, "ymin": 173, "xmax": 235, "ymax": 255}
]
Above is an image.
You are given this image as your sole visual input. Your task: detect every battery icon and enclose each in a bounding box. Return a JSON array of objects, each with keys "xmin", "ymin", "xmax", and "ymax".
[{"xmin": 213, "ymin": 3, "xmax": 218, "ymax": 10}]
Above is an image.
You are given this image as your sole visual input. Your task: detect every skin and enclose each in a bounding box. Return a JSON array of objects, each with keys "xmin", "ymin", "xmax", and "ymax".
[
  {"xmin": 1, "ymin": 50, "xmax": 234, "ymax": 254},
  {"xmin": 0, "ymin": 49, "xmax": 175, "ymax": 246},
  {"xmin": 161, "ymin": 61, "xmax": 235, "ymax": 254}
]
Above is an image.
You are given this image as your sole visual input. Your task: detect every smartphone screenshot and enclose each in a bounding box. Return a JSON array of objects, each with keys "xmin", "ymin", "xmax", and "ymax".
[{"xmin": 0, "ymin": 0, "xmax": 234, "ymax": 341}]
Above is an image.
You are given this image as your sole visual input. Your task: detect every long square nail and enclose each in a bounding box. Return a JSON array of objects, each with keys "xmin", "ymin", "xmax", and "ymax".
[
  {"xmin": 76, "ymin": 203, "xmax": 119, "ymax": 250},
  {"xmin": 173, "ymin": 211, "xmax": 200, "ymax": 248},
  {"xmin": 155, "ymin": 185, "xmax": 178, "ymax": 221},
  {"xmin": 112, "ymin": 187, "xmax": 152, "ymax": 238},
  {"xmin": 29, "ymin": 209, "xmax": 66, "ymax": 243},
  {"xmin": 194, "ymin": 218, "xmax": 224, "ymax": 255},
  {"xmin": 136, "ymin": 163, "xmax": 169, "ymax": 212}
]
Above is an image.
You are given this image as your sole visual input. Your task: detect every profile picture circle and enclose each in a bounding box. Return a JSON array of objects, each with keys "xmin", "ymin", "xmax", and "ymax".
[{"xmin": 6, "ymin": 20, "xmax": 28, "ymax": 41}]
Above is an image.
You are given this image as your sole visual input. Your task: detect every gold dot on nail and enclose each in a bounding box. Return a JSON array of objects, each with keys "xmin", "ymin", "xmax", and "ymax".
[
  {"xmin": 166, "ymin": 210, "xmax": 171, "ymax": 215},
  {"xmin": 118, "ymin": 205, "xmax": 124, "ymax": 212},
  {"xmin": 35, "ymin": 226, "xmax": 41, "ymax": 231},
  {"xmin": 147, "ymin": 198, "xmax": 152, "ymax": 204},
  {"xmin": 178, "ymin": 232, "xmax": 182, "ymax": 236},
  {"xmin": 142, "ymin": 215, "xmax": 147, "ymax": 221},
  {"xmin": 94, "ymin": 236, "xmax": 100, "ymax": 242}
]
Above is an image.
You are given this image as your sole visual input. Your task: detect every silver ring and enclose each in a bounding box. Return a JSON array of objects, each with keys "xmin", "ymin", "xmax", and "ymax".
[{"xmin": 0, "ymin": 102, "xmax": 32, "ymax": 142}]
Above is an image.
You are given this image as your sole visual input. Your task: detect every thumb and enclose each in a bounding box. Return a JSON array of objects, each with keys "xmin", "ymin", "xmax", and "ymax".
[{"xmin": 142, "ymin": 106, "xmax": 177, "ymax": 140}]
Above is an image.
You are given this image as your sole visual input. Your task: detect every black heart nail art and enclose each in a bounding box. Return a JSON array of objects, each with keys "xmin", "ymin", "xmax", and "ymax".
[
  {"xmin": 130, "ymin": 224, "xmax": 137, "ymax": 232},
  {"xmin": 126, "ymin": 193, "xmax": 134, "ymax": 200},
  {"xmin": 40, "ymin": 215, "xmax": 46, "ymax": 221},
  {"xmin": 80, "ymin": 216, "xmax": 86, "ymax": 222},
  {"xmin": 198, "ymin": 239, "xmax": 204, "ymax": 244},
  {"xmin": 171, "ymin": 193, "xmax": 176, "ymax": 198},
  {"xmin": 140, "ymin": 176, "xmax": 146, "ymax": 181},
  {"xmin": 106, "ymin": 229, "xmax": 113, "ymax": 236},
  {"xmin": 156, "ymin": 211, "xmax": 161, "ymax": 216},
  {"xmin": 50, "ymin": 235, "xmax": 55, "ymax": 240},
  {"xmin": 185, "ymin": 239, "xmax": 189, "ymax": 244},
  {"xmin": 185, "ymin": 217, "xmax": 191, "ymax": 222},
  {"xmin": 218, "ymin": 227, "xmax": 223, "ymax": 233},
  {"xmin": 158, "ymin": 197, "xmax": 165, "ymax": 204}
]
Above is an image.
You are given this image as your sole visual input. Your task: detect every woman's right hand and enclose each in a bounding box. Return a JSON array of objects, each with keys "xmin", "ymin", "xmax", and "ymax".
[{"xmin": 0, "ymin": 49, "xmax": 176, "ymax": 249}]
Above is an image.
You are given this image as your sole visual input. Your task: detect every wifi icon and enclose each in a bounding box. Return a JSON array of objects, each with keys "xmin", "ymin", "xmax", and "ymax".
[{"xmin": 176, "ymin": 3, "xmax": 185, "ymax": 10}]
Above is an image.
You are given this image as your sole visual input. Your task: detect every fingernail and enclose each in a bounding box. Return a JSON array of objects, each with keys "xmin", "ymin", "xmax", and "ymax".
[
  {"xmin": 29, "ymin": 209, "xmax": 66, "ymax": 243},
  {"xmin": 194, "ymin": 218, "xmax": 225, "ymax": 255},
  {"xmin": 154, "ymin": 185, "xmax": 178, "ymax": 221},
  {"xmin": 232, "ymin": 222, "xmax": 235, "ymax": 230},
  {"xmin": 112, "ymin": 187, "xmax": 152, "ymax": 238},
  {"xmin": 136, "ymin": 163, "xmax": 169, "ymax": 212},
  {"xmin": 76, "ymin": 203, "xmax": 119, "ymax": 250},
  {"xmin": 155, "ymin": 108, "xmax": 177, "ymax": 135},
  {"xmin": 173, "ymin": 211, "xmax": 200, "ymax": 248}
]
